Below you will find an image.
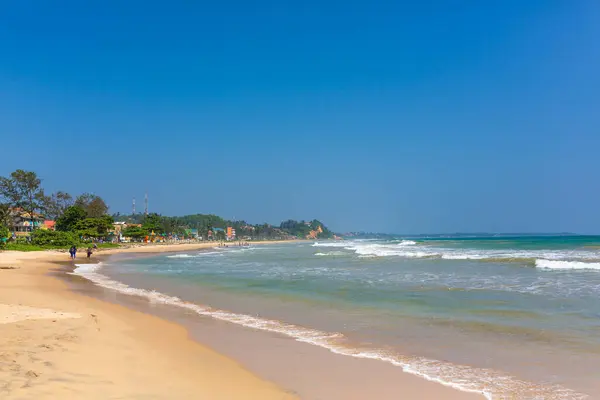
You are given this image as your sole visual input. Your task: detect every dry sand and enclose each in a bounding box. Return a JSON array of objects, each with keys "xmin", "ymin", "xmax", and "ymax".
[{"xmin": 0, "ymin": 245, "xmax": 295, "ymax": 399}]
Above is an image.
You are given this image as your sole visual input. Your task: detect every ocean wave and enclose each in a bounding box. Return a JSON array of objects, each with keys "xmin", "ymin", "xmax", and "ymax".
[
  {"xmin": 355, "ymin": 247, "xmax": 432, "ymax": 258},
  {"xmin": 71, "ymin": 263, "xmax": 586, "ymax": 400},
  {"xmin": 314, "ymin": 240, "xmax": 416, "ymax": 248},
  {"xmin": 314, "ymin": 251, "xmax": 348, "ymax": 257},
  {"xmin": 313, "ymin": 241, "xmax": 600, "ymax": 265},
  {"xmin": 535, "ymin": 259, "xmax": 600, "ymax": 271},
  {"xmin": 441, "ymin": 254, "xmax": 486, "ymax": 260},
  {"xmin": 166, "ymin": 254, "xmax": 195, "ymax": 258},
  {"xmin": 166, "ymin": 251, "xmax": 223, "ymax": 259},
  {"xmin": 399, "ymin": 240, "xmax": 417, "ymax": 246},
  {"xmin": 312, "ymin": 241, "xmax": 350, "ymax": 248}
]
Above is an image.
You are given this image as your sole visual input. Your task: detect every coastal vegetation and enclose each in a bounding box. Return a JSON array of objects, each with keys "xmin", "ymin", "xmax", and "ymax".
[
  {"xmin": 114, "ymin": 213, "xmax": 334, "ymax": 241},
  {"xmin": 0, "ymin": 169, "xmax": 119, "ymax": 250},
  {"xmin": 0, "ymin": 169, "xmax": 334, "ymax": 250}
]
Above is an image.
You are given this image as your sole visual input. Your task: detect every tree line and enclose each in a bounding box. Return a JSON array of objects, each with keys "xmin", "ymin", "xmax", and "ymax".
[
  {"xmin": 0, "ymin": 169, "xmax": 334, "ymax": 249},
  {"xmin": 114, "ymin": 213, "xmax": 334, "ymax": 241},
  {"xmin": 0, "ymin": 169, "xmax": 115, "ymax": 248}
]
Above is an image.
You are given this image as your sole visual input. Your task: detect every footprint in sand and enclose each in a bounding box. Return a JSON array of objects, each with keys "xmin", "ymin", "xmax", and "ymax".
[{"xmin": 0, "ymin": 305, "xmax": 81, "ymax": 324}]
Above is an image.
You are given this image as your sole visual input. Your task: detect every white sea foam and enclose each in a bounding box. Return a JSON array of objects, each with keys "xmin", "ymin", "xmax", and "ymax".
[
  {"xmin": 313, "ymin": 241, "xmax": 600, "ymax": 266},
  {"xmin": 167, "ymin": 251, "xmax": 223, "ymax": 258},
  {"xmin": 314, "ymin": 251, "xmax": 348, "ymax": 257},
  {"xmin": 312, "ymin": 241, "xmax": 350, "ymax": 248},
  {"xmin": 441, "ymin": 254, "xmax": 487, "ymax": 260},
  {"xmin": 167, "ymin": 254, "xmax": 195, "ymax": 258},
  {"xmin": 73, "ymin": 263, "xmax": 103, "ymax": 273},
  {"xmin": 71, "ymin": 262, "xmax": 586, "ymax": 400},
  {"xmin": 535, "ymin": 259, "xmax": 600, "ymax": 271},
  {"xmin": 399, "ymin": 240, "xmax": 417, "ymax": 246},
  {"xmin": 353, "ymin": 245, "xmax": 432, "ymax": 258},
  {"xmin": 314, "ymin": 240, "xmax": 415, "ymax": 249}
]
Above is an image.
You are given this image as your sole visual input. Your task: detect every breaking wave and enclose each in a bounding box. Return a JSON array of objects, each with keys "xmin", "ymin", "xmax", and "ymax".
[
  {"xmin": 312, "ymin": 241, "xmax": 600, "ymax": 267},
  {"xmin": 535, "ymin": 260, "xmax": 600, "ymax": 271},
  {"xmin": 71, "ymin": 262, "xmax": 587, "ymax": 400},
  {"xmin": 166, "ymin": 254, "xmax": 195, "ymax": 258},
  {"xmin": 314, "ymin": 251, "xmax": 348, "ymax": 257},
  {"xmin": 166, "ymin": 251, "xmax": 223, "ymax": 258}
]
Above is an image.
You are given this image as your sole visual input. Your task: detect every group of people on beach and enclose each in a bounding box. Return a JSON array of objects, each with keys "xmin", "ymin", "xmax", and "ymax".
[{"xmin": 69, "ymin": 244, "xmax": 96, "ymax": 260}]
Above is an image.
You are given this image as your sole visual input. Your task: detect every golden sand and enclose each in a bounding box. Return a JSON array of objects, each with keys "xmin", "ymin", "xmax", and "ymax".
[{"xmin": 0, "ymin": 245, "xmax": 295, "ymax": 399}]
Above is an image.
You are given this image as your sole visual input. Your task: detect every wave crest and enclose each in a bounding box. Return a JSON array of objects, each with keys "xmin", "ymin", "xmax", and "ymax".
[
  {"xmin": 535, "ymin": 259, "xmax": 600, "ymax": 270},
  {"xmin": 314, "ymin": 251, "xmax": 348, "ymax": 257}
]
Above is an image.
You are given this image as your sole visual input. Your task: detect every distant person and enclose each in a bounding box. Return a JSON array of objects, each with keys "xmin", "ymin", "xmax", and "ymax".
[
  {"xmin": 72, "ymin": 246, "xmax": 77, "ymax": 259},
  {"xmin": 93, "ymin": 243, "xmax": 98, "ymax": 250},
  {"xmin": 69, "ymin": 246, "xmax": 75, "ymax": 259},
  {"xmin": 87, "ymin": 247, "xmax": 93, "ymax": 259}
]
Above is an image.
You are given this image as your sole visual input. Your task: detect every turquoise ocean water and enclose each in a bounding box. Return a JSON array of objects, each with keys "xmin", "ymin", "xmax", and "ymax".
[{"xmin": 75, "ymin": 236, "xmax": 600, "ymax": 399}]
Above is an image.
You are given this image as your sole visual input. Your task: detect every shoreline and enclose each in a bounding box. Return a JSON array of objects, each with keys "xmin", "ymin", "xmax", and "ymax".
[
  {"xmin": 0, "ymin": 244, "xmax": 297, "ymax": 399},
  {"xmin": 1, "ymin": 243, "xmax": 482, "ymax": 399}
]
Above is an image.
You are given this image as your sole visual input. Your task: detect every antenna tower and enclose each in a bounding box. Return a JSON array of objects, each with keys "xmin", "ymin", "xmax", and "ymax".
[
  {"xmin": 132, "ymin": 197, "xmax": 136, "ymax": 215},
  {"xmin": 144, "ymin": 193, "xmax": 148, "ymax": 216}
]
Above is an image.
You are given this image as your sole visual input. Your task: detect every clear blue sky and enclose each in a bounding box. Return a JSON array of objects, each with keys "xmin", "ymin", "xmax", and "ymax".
[{"xmin": 1, "ymin": 1, "xmax": 599, "ymax": 233}]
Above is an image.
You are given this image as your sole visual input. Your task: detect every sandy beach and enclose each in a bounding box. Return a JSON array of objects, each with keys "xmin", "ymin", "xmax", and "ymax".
[
  {"xmin": 0, "ymin": 242, "xmax": 481, "ymax": 399},
  {"xmin": 0, "ymin": 243, "xmax": 296, "ymax": 399}
]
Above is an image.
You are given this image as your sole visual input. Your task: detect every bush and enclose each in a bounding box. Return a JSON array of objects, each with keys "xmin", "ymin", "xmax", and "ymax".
[
  {"xmin": 30, "ymin": 229, "xmax": 79, "ymax": 247},
  {"xmin": 0, "ymin": 225, "xmax": 8, "ymax": 249},
  {"xmin": 14, "ymin": 236, "xmax": 29, "ymax": 244}
]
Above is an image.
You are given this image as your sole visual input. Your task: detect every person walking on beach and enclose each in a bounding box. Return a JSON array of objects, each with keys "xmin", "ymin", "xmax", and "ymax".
[
  {"xmin": 87, "ymin": 247, "xmax": 93, "ymax": 259},
  {"xmin": 69, "ymin": 246, "xmax": 75, "ymax": 259}
]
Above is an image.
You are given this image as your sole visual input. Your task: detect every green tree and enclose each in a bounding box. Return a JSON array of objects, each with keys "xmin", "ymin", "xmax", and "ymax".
[
  {"xmin": 0, "ymin": 170, "xmax": 46, "ymax": 227},
  {"xmin": 30, "ymin": 230, "xmax": 78, "ymax": 247},
  {"xmin": 0, "ymin": 203, "xmax": 12, "ymax": 230},
  {"xmin": 75, "ymin": 193, "xmax": 109, "ymax": 218},
  {"xmin": 277, "ymin": 219, "xmax": 332, "ymax": 239},
  {"xmin": 75, "ymin": 215, "xmax": 114, "ymax": 238},
  {"xmin": 55, "ymin": 206, "xmax": 87, "ymax": 232},
  {"xmin": 142, "ymin": 213, "xmax": 163, "ymax": 234},
  {"xmin": 43, "ymin": 191, "xmax": 74, "ymax": 220},
  {"xmin": 122, "ymin": 225, "xmax": 147, "ymax": 240},
  {"xmin": 215, "ymin": 229, "xmax": 226, "ymax": 241},
  {"xmin": 160, "ymin": 216, "xmax": 178, "ymax": 235}
]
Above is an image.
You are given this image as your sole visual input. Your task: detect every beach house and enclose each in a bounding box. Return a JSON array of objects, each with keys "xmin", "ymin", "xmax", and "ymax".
[{"xmin": 9, "ymin": 208, "xmax": 46, "ymax": 236}]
